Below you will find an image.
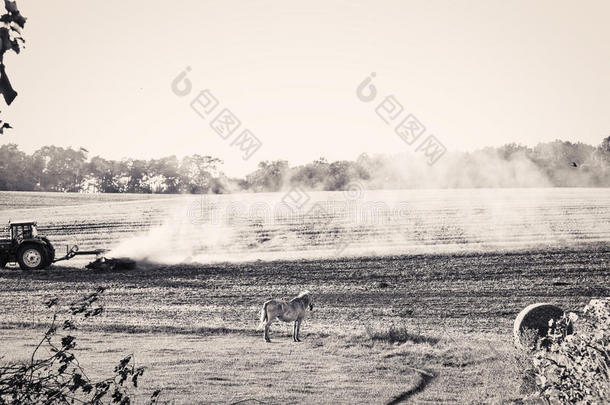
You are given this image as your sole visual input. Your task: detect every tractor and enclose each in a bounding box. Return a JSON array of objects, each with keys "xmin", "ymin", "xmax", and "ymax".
[{"xmin": 0, "ymin": 221, "xmax": 105, "ymax": 270}]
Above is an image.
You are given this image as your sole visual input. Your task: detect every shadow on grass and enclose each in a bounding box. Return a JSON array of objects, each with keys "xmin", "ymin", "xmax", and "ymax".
[
  {"xmin": 0, "ymin": 320, "xmax": 259, "ymax": 337},
  {"xmin": 386, "ymin": 374, "xmax": 434, "ymax": 405}
]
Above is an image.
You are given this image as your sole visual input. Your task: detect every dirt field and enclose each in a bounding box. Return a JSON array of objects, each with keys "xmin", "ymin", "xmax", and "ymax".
[
  {"xmin": 0, "ymin": 191, "xmax": 174, "ymax": 210},
  {"xmin": 1, "ymin": 190, "xmax": 608, "ymax": 403},
  {"xmin": 1, "ymin": 247, "xmax": 608, "ymax": 403}
]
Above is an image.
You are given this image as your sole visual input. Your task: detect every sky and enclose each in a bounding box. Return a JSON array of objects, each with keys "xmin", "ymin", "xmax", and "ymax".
[{"xmin": 2, "ymin": 0, "xmax": 610, "ymax": 176}]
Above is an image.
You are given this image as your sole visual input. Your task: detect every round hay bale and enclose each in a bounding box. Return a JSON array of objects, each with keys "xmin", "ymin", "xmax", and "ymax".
[{"xmin": 513, "ymin": 303, "xmax": 565, "ymax": 348}]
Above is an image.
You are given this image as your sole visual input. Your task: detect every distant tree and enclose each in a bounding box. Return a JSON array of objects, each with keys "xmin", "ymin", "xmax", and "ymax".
[
  {"xmin": 246, "ymin": 160, "xmax": 289, "ymax": 192},
  {"xmin": 324, "ymin": 160, "xmax": 368, "ymax": 190},
  {"xmin": 87, "ymin": 156, "xmax": 126, "ymax": 193},
  {"xmin": 146, "ymin": 156, "xmax": 180, "ymax": 193},
  {"xmin": 0, "ymin": 0, "xmax": 26, "ymax": 134},
  {"xmin": 600, "ymin": 135, "xmax": 610, "ymax": 154},
  {"xmin": 32, "ymin": 146, "xmax": 87, "ymax": 192},
  {"xmin": 179, "ymin": 155, "xmax": 223, "ymax": 193},
  {"xmin": 290, "ymin": 158, "xmax": 330, "ymax": 189},
  {"xmin": 533, "ymin": 140, "xmax": 595, "ymax": 166},
  {"xmin": 0, "ymin": 143, "xmax": 36, "ymax": 190},
  {"xmin": 594, "ymin": 136, "xmax": 610, "ymax": 185},
  {"xmin": 124, "ymin": 159, "xmax": 150, "ymax": 193},
  {"xmin": 496, "ymin": 143, "xmax": 531, "ymax": 160}
]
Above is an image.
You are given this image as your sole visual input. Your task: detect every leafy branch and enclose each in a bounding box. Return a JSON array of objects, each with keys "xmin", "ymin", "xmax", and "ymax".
[
  {"xmin": 0, "ymin": 0, "xmax": 26, "ymax": 134},
  {"xmin": 0, "ymin": 287, "xmax": 161, "ymax": 404}
]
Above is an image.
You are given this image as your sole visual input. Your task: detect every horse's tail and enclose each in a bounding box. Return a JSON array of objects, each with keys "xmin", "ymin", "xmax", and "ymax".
[{"xmin": 260, "ymin": 301, "xmax": 269, "ymax": 324}]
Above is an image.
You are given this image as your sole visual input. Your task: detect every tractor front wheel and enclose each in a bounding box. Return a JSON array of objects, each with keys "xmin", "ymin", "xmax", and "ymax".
[{"xmin": 17, "ymin": 245, "xmax": 47, "ymax": 270}]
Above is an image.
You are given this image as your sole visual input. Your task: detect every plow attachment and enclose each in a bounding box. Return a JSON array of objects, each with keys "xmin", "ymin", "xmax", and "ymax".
[
  {"xmin": 53, "ymin": 245, "xmax": 107, "ymax": 263},
  {"xmin": 85, "ymin": 257, "xmax": 136, "ymax": 271},
  {"xmin": 53, "ymin": 245, "xmax": 136, "ymax": 270}
]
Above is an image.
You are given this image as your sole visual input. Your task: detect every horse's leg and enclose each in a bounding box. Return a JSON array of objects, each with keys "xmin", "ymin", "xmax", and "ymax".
[
  {"xmin": 293, "ymin": 321, "xmax": 298, "ymax": 342},
  {"xmin": 264, "ymin": 320, "xmax": 272, "ymax": 343},
  {"xmin": 295, "ymin": 319, "xmax": 302, "ymax": 342}
]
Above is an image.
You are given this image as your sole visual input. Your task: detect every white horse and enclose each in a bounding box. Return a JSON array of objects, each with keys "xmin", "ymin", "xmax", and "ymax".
[{"xmin": 260, "ymin": 291, "xmax": 313, "ymax": 342}]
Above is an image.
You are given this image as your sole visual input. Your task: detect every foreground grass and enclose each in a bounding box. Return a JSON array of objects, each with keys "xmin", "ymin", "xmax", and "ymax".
[{"xmin": 0, "ymin": 322, "xmax": 526, "ymax": 404}]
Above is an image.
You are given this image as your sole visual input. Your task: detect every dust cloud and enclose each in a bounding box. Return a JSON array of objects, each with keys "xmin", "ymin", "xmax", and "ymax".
[
  {"xmin": 106, "ymin": 187, "xmax": 610, "ymax": 265},
  {"xmin": 351, "ymin": 150, "xmax": 554, "ymax": 190}
]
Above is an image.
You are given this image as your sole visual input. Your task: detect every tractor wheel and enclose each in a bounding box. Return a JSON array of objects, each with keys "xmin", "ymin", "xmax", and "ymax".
[
  {"xmin": 40, "ymin": 238, "xmax": 55, "ymax": 267},
  {"xmin": 17, "ymin": 245, "xmax": 47, "ymax": 270},
  {"xmin": 43, "ymin": 246, "xmax": 55, "ymax": 269}
]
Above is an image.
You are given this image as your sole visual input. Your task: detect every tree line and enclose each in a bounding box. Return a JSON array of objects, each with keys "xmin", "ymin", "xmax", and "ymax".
[
  {"xmin": 0, "ymin": 145, "xmax": 224, "ymax": 193},
  {"xmin": 0, "ymin": 137, "xmax": 609, "ymax": 193}
]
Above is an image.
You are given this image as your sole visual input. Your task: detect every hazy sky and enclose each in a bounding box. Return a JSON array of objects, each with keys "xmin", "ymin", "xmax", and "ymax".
[{"xmin": 3, "ymin": 0, "xmax": 610, "ymax": 176}]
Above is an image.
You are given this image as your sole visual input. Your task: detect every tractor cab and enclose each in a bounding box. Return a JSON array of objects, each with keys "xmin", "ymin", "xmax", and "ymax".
[{"xmin": 9, "ymin": 221, "xmax": 39, "ymax": 242}]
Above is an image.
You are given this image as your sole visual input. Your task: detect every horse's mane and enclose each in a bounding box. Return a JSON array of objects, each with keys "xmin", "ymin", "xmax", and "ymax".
[{"xmin": 295, "ymin": 291, "xmax": 312, "ymax": 306}]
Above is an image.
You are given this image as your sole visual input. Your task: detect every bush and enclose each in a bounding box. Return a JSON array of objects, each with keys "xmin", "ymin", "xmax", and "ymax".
[
  {"xmin": 0, "ymin": 287, "xmax": 160, "ymax": 404},
  {"xmin": 363, "ymin": 323, "xmax": 439, "ymax": 345},
  {"xmin": 531, "ymin": 298, "xmax": 610, "ymax": 404}
]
